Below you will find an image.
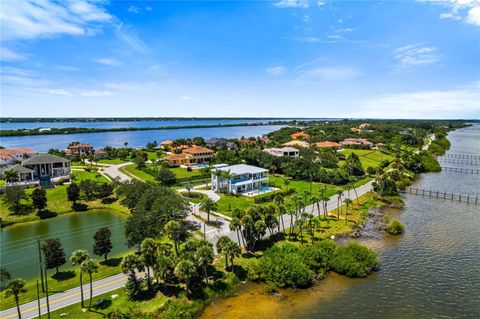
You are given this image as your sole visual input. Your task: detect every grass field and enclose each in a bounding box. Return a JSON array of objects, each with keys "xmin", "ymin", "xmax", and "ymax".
[
  {"xmin": 71, "ymin": 170, "xmax": 109, "ymax": 183},
  {"xmin": 170, "ymin": 167, "xmax": 204, "ymax": 179},
  {"xmin": 96, "ymin": 158, "xmax": 127, "ymax": 165},
  {"xmin": 119, "ymin": 164, "xmax": 156, "ymax": 182},
  {"xmin": 339, "ymin": 149, "xmax": 394, "ymax": 168}
]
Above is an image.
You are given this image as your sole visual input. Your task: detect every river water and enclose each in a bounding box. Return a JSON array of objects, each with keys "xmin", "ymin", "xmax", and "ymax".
[
  {"xmin": 0, "ymin": 211, "xmax": 129, "ymax": 279},
  {"xmin": 200, "ymin": 125, "xmax": 480, "ymax": 319},
  {"xmin": 0, "ymin": 125, "xmax": 285, "ymax": 152}
]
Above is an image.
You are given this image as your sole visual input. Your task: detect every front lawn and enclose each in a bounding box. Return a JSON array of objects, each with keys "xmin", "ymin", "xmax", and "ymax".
[
  {"xmin": 119, "ymin": 164, "xmax": 156, "ymax": 182},
  {"xmin": 340, "ymin": 149, "xmax": 394, "ymax": 168},
  {"xmin": 71, "ymin": 169, "xmax": 109, "ymax": 183},
  {"xmin": 170, "ymin": 167, "xmax": 204, "ymax": 179}
]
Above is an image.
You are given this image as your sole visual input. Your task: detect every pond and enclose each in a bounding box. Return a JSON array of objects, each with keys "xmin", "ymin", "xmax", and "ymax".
[{"xmin": 0, "ymin": 210, "xmax": 130, "ymax": 279}]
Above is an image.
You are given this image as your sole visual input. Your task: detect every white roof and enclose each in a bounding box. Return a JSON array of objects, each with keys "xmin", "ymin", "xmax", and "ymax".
[{"xmin": 214, "ymin": 164, "xmax": 268, "ymax": 175}]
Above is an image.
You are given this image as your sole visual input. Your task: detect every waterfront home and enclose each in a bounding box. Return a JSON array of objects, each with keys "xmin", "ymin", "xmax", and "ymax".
[
  {"xmin": 264, "ymin": 147, "xmax": 300, "ymax": 158},
  {"xmin": 260, "ymin": 136, "xmax": 271, "ymax": 143},
  {"xmin": 205, "ymin": 138, "xmax": 237, "ymax": 150},
  {"xmin": 283, "ymin": 140, "xmax": 310, "ymax": 148},
  {"xmin": 211, "ymin": 164, "xmax": 269, "ymax": 195},
  {"xmin": 2, "ymin": 154, "xmax": 70, "ymax": 186},
  {"xmin": 0, "ymin": 148, "xmax": 38, "ymax": 165},
  {"xmin": 95, "ymin": 149, "xmax": 108, "ymax": 158},
  {"xmin": 239, "ymin": 137, "xmax": 257, "ymax": 145},
  {"xmin": 340, "ymin": 138, "xmax": 373, "ymax": 148},
  {"xmin": 290, "ymin": 132, "xmax": 310, "ymax": 140},
  {"xmin": 314, "ymin": 141, "xmax": 342, "ymax": 151},
  {"xmin": 359, "ymin": 123, "xmax": 371, "ymax": 130},
  {"xmin": 67, "ymin": 143, "xmax": 94, "ymax": 156},
  {"xmin": 161, "ymin": 140, "xmax": 174, "ymax": 150},
  {"xmin": 165, "ymin": 145, "xmax": 214, "ymax": 166}
]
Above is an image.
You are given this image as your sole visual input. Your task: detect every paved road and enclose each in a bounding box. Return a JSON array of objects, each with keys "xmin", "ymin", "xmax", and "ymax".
[
  {"xmin": 0, "ymin": 273, "xmax": 128, "ymax": 319},
  {"xmin": 103, "ymin": 162, "xmax": 134, "ymax": 181}
]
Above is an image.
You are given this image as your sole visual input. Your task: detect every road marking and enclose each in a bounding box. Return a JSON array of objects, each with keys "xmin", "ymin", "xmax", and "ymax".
[{"xmin": 2, "ymin": 276, "xmax": 127, "ymax": 319}]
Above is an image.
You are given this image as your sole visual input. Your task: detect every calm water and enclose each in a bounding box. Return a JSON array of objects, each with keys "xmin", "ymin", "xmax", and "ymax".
[
  {"xmin": 0, "ymin": 125, "xmax": 284, "ymax": 152},
  {"xmin": 201, "ymin": 125, "xmax": 480, "ymax": 319},
  {"xmin": 0, "ymin": 211, "xmax": 130, "ymax": 279},
  {"xmin": 0, "ymin": 118, "xmax": 306, "ymax": 130}
]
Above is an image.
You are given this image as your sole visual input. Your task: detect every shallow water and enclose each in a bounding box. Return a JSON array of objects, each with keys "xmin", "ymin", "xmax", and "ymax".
[{"xmin": 200, "ymin": 125, "xmax": 480, "ymax": 319}]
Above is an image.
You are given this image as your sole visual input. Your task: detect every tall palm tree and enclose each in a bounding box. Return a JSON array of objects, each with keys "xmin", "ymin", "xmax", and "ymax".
[
  {"xmin": 70, "ymin": 250, "xmax": 90, "ymax": 308},
  {"xmin": 225, "ymin": 241, "xmax": 241, "ymax": 272},
  {"xmin": 5, "ymin": 279, "xmax": 27, "ymax": 319},
  {"xmin": 310, "ymin": 195, "xmax": 320, "ymax": 216},
  {"xmin": 185, "ymin": 182, "xmax": 193, "ymax": 197},
  {"xmin": 141, "ymin": 238, "xmax": 158, "ymax": 289},
  {"xmin": 349, "ymin": 177, "xmax": 360, "ymax": 205},
  {"xmin": 80, "ymin": 259, "xmax": 98, "ymax": 309},
  {"xmin": 336, "ymin": 189, "xmax": 343, "ymax": 220},
  {"xmin": 344, "ymin": 198, "xmax": 353, "ymax": 225},
  {"xmin": 200, "ymin": 197, "xmax": 217, "ymax": 222},
  {"xmin": 174, "ymin": 260, "xmax": 196, "ymax": 295},
  {"xmin": 229, "ymin": 217, "xmax": 243, "ymax": 246}
]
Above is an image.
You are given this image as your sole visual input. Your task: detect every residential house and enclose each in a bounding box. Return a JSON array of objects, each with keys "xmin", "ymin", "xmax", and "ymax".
[
  {"xmin": 260, "ymin": 136, "xmax": 271, "ymax": 143},
  {"xmin": 350, "ymin": 127, "xmax": 361, "ymax": 133},
  {"xmin": 160, "ymin": 140, "xmax": 174, "ymax": 150},
  {"xmin": 211, "ymin": 164, "xmax": 268, "ymax": 195},
  {"xmin": 340, "ymin": 138, "xmax": 373, "ymax": 148},
  {"xmin": 290, "ymin": 132, "xmax": 310, "ymax": 140},
  {"xmin": 205, "ymin": 138, "xmax": 237, "ymax": 150},
  {"xmin": 165, "ymin": 145, "xmax": 214, "ymax": 166},
  {"xmin": 2, "ymin": 154, "xmax": 70, "ymax": 185},
  {"xmin": 314, "ymin": 141, "xmax": 342, "ymax": 151},
  {"xmin": 95, "ymin": 149, "xmax": 108, "ymax": 158},
  {"xmin": 283, "ymin": 140, "xmax": 310, "ymax": 148},
  {"xmin": 264, "ymin": 147, "xmax": 299, "ymax": 158},
  {"xmin": 67, "ymin": 143, "xmax": 94, "ymax": 157},
  {"xmin": 239, "ymin": 137, "xmax": 256, "ymax": 145},
  {"xmin": 0, "ymin": 148, "xmax": 38, "ymax": 165},
  {"xmin": 359, "ymin": 123, "xmax": 371, "ymax": 130}
]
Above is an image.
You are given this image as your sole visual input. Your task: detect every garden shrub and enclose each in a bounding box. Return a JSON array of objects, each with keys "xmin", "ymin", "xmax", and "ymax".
[{"xmin": 386, "ymin": 219, "xmax": 404, "ymax": 235}]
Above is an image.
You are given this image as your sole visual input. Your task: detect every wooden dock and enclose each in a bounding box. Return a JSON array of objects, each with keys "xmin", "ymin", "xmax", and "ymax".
[
  {"xmin": 441, "ymin": 167, "xmax": 480, "ymax": 174},
  {"xmin": 401, "ymin": 187, "xmax": 479, "ymax": 204},
  {"xmin": 438, "ymin": 158, "xmax": 479, "ymax": 166},
  {"xmin": 442, "ymin": 153, "xmax": 480, "ymax": 160}
]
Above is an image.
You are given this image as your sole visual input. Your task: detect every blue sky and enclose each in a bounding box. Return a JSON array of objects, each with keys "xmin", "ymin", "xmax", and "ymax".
[{"xmin": 1, "ymin": 0, "xmax": 479, "ymax": 119}]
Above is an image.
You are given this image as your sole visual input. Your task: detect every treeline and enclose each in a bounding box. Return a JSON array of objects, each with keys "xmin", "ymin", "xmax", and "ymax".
[{"xmin": 0, "ymin": 122, "xmax": 291, "ymax": 137}]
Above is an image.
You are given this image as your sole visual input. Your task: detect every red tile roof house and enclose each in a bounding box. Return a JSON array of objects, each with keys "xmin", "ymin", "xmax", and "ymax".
[
  {"xmin": 290, "ymin": 132, "xmax": 310, "ymax": 140},
  {"xmin": 239, "ymin": 137, "xmax": 257, "ymax": 145},
  {"xmin": 314, "ymin": 141, "xmax": 342, "ymax": 151},
  {"xmin": 0, "ymin": 148, "xmax": 38, "ymax": 165},
  {"xmin": 67, "ymin": 143, "xmax": 94, "ymax": 157},
  {"xmin": 340, "ymin": 138, "xmax": 374, "ymax": 148},
  {"xmin": 165, "ymin": 146, "xmax": 215, "ymax": 166}
]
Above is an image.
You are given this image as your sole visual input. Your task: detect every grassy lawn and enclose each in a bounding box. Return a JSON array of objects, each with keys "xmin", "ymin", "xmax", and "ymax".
[
  {"xmin": 0, "ymin": 185, "xmax": 129, "ymax": 226},
  {"xmin": 340, "ymin": 149, "xmax": 394, "ymax": 168},
  {"xmin": 71, "ymin": 170, "xmax": 109, "ymax": 183},
  {"xmin": 119, "ymin": 164, "xmax": 156, "ymax": 182},
  {"xmin": 0, "ymin": 254, "xmax": 128, "ymax": 311},
  {"xmin": 170, "ymin": 167, "xmax": 203, "ymax": 179},
  {"xmin": 179, "ymin": 191, "xmax": 208, "ymax": 204},
  {"xmin": 96, "ymin": 158, "xmax": 127, "ymax": 165}
]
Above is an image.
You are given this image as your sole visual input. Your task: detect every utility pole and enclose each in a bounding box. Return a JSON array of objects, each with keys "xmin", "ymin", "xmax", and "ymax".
[
  {"xmin": 36, "ymin": 280, "xmax": 42, "ymax": 318},
  {"xmin": 44, "ymin": 268, "xmax": 51, "ymax": 319},
  {"xmin": 38, "ymin": 239, "xmax": 45, "ymax": 292}
]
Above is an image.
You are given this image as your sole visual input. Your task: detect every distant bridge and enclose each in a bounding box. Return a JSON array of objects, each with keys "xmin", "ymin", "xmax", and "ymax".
[{"xmin": 401, "ymin": 187, "xmax": 478, "ymax": 205}]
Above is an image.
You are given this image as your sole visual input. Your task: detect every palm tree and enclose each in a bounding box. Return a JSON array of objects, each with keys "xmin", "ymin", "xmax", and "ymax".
[
  {"xmin": 174, "ymin": 260, "xmax": 196, "ymax": 295},
  {"xmin": 336, "ymin": 189, "xmax": 343, "ymax": 220},
  {"xmin": 70, "ymin": 250, "xmax": 90, "ymax": 308},
  {"xmin": 80, "ymin": 259, "xmax": 99, "ymax": 309},
  {"xmin": 195, "ymin": 245, "xmax": 214, "ymax": 284},
  {"xmin": 4, "ymin": 169, "xmax": 18, "ymax": 183},
  {"xmin": 310, "ymin": 195, "xmax": 320, "ymax": 216},
  {"xmin": 185, "ymin": 182, "xmax": 193, "ymax": 197},
  {"xmin": 344, "ymin": 198, "xmax": 353, "ymax": 225},
  {"xmin": 277, "ymin": 205, "xmax": 287, "ymax": 233},
  {"xmin": 141, "ymin": 238, "xmax": 158, "ymax": 289},
  {"xmin": 225, "ymin": 241, "xmax": 241, "ymax": 272},
  {"xmin": 164, "ymin": 221, "xmax": 182, "ymax": 255},
  {"xmin": 349, "ymin": 177, "xmax": 360, "ymax": 205},
  {"xmin": 5, "ymin": 279, "xmax": 27, "ymax": 319},
  {"xmin": 229, "ymin": 217, "xmax": 242, "ymax": 246},
  {"xmin": 200, "ymin": 197, "xmax": 217, "ymax": 223},
  {"xmin": 221, "ymin": 170, "xmax": 233, "ymax": 194}
]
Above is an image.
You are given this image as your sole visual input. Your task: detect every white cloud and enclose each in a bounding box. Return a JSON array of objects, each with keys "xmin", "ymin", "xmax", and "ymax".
[
  {"xmin": 145, "ymin": 6, "xmax": 152, "ymax": 12},
  {"xmin": 266, "ymin": 66, "xmax": 287, "ymax": 75},
  {"xmin": 421, "ymin": 0, "xmax": 480, "ymax": 26},
  {"xmin": 94, "ymin": 58, "xmax": 122, "ymax": 66},
  {"xmin": 80, "ymin": 90, "xmax": 112, "ymax": 97},
  {"xmin": 354, "ymin": 82, "xmax": 480, "ymax": 119},
  {"xmin": 47, "ymin": 89, "xmax": 71, "ymax": 96},
  {"xmin": 128, "ymin": 5, "xmax": 141, "ymax": 14},
  {"xmin": 274, "ymin": 0, "xmax": 310, "ymax": 8},
  {"xmin": 55, "ymin": 65, "xmax": 81, "ymax": 72},
  {"xmin": 394, "ymin": 44, "xmax": 442, "ymax": 68},
  {"xmin": 180, "ymin": 96, "xmax": 192, "ymax": 101},
  {"xmin": 297, "ymin": 66, "xmax": 362, "ymax": 81},
  {"xmin": 114, "ymin": 23, "xmax": 149, "ymax": 53},
  {"xmin": 0, "ymin": 48, "xmax": 27, "ymax": 61},
  {"xmin": 0, "ymin": 0, "xmax": 112, "ymax": 41}
]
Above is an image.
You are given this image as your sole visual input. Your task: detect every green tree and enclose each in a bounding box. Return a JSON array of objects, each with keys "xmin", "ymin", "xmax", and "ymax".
[
  {"xmin": 174, "ymin": 260, "xmax": 196, "ymax": 295},
  {"xmin": 67, "ymin": 182, "xmax": 80, "ymax": 204},
  {"xmin": 80, "ymin": 258, "xmax": 99, "ymax": 309},
  {"xmin": 164, "ymin": 221, "xmax": 182, "ymax": 255},
  {"xmin": 185, "ymin": 182, "xmax": 193, "ymax": 197},
  {"xmin": 194, "ymin": 244, "xmax": 214, "ymax": 284},
  {"xmin": 79, "ymin": 180, "xmax": 98, "ymax": 201},
  {"xmin": 41, "ymin": 238, "xmax": 66, "ymax": 274},
  {"xmin": 70, "ymin": 250, "xmax": 90, "ymax": 308},
  {"xmin": 0, "ymin": 266, "xmax": 11, "ymax": 290},
  {"xmin": 216, "ymin": 236, "xmax": 233, "ymax": 269},
  {"xmin": 5, "ymin": 279, "xmax": 27, "ymax": 319},
  {"xmin": 141, "ymin": 238, "xmax": 158, "ymax": 289},
  {"xmin": 200, "ymin": 197, "xmax": 217, "ymax": 222},
  {"xmin": 3, "ymin": 169, "xmax": 19, "ymax": 183},
  {"xmin": 336, "ymin": 189, "xmax": 343, "ymax": 220},
  {"xmin": 156, "ymin": 167, "xmax": 176, "ymax": 186},
  {"xmin": 121, "ymin": 254, "xmax": 144, "ymax": 300},
  {"xmin": 96, "ymin": 183, "xmax": 114, "ymax": 200},
  {"xmin": 224, "ymin": 241, "xmax": 241, "ymax": 272},
  {"xmin": 3, "ymin": 186, "xmax": 27, "ymax": 212},
  {"xmin": 344, "ymin": 198, "xmax": 353, "ymax": 224},
  {"xmin": 31, "ymin": 188, "xmax": 47, "ymax": 211},
  {"xmin": 93, "ymin": 227, "xmax": 113, "ymax": 261}
]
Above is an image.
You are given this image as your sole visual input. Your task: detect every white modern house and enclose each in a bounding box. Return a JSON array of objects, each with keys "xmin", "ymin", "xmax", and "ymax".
[
  {"xmin": 264, "ymin": 147, "xmax": 299, "ymax": 158},
  {"xmin": 211, "ymin": 164, "xmax": 269, "ymax": 195}
]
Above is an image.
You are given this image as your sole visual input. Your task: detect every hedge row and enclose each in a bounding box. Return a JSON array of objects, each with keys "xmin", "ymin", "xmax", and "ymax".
[{"xmin": 253, "ymin": 188, "xmax": 296, "ymax": 204}]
